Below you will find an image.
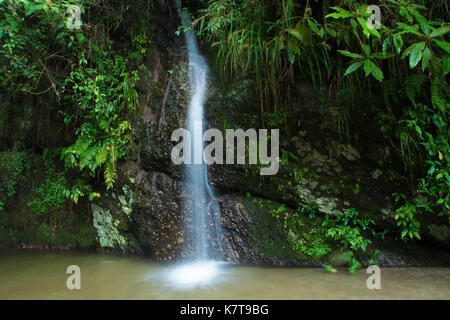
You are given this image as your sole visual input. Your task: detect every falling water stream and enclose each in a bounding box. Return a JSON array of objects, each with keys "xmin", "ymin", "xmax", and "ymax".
[
  {"xmin": 166, "ymin": 1, "xmax": 224, "ymax": 287},
  {"xmin": 180, "ymin": 4, "xmax": 223, "ymax": 261},
  {"xmin": 177, "ymin": 3, "xmax": 221, "ymax": 262}
]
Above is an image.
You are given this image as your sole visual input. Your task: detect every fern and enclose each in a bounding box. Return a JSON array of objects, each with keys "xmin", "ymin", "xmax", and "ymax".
[
  {"xmin": 79, "ymin": 146, "xmax": 99, "ymax": 171},
  {"xmin": 104, "ymin": 163, "xmax": 116, "ymax": 190},
  {"xmin": 430, "ymin": 67, "xmax": 448, "ymax": 113},
  {"xmin": 61, "ymin": 45, "xmax": 140, "ymax": 194},
  {"xmin": 95, "ymin": 145, "xmax": 109, "ymax": 165},
  {"xmin": 404, "ymin": 74, "xmax": 428, "ymax": 105}
]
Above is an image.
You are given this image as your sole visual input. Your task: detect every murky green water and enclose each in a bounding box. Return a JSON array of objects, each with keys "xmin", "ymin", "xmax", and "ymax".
[{"xmin": 0, "ymin": 250, "xmax": 448, "ymax": 299}]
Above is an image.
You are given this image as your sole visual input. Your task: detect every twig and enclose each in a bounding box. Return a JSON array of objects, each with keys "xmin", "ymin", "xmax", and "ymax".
[
  {"xmin": 39, "ymin": 59, "xmax": 60, "ymax": 100},
  {"xmin": 158, "ymin": 70, "xmax": 174, "ymax": 133}
]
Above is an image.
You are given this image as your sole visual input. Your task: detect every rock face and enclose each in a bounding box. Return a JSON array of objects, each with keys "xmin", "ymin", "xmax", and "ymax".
[
  {"xmin": 128, "ymin": 58, "xmax": 301, "ymax": 264},
  {"xmin": 132, "ymin": 171, "xmax": 184, "ymax": 260},
  {"xmin": 129, "ymin": 70, "xmax": 290, "ymax": 262},
  {"xmin": 122, "ymin": 24, "xmax": 450, "ymax": 267},
  {"xmin": 131, "ymin": 170, "xmax": 272, "ymax": 263}
]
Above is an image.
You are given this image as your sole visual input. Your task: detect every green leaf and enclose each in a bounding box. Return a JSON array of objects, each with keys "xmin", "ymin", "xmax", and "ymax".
[
  {"xmin": 56, "ymin": 32, "xmax": 66, "ymax": 40},
  {"xmin": 307, "ymin": 19, "xmax": 325, "ymax": 38},
  {"xmin": 24, "ymin": 3, "xmax": 46, "ymax": 16},
  {"xmin": 326, "ymin": 27, "xmax": 337, "ymax": 38},
  {"xmin": 338, "ymin": 50, "xmax": 363, "ymax": 59},
  {"xmin": 397, "ymin": 22, "xmax": 424, "ymax": 37},
  {"xmin": 371, "ymin": 52, "xmax": 395, "ymax": 60},
  {"xmin": 402, "ymin": 42, "xmax": 425, "ymax": 68},
  {"xmin": 322, "ymin": 264, "xmax": 338, "ymax": 273},
  {"xmin": 288, "ymin": 50, "xmax": 295, "ymax": 65},
  {"xmin": 357, "ymin": 17, "xmax": 372, "ymax": 38},
  {"xmin": 363, "ymin": 59, "xmax": 383, "ymax": 82},
  {"xmin": 443, "ymin": 54, "xmax": 450, "ymax": 76},
  {"xmin": 326, "ymin": 12, "xmax": 349, "ymax": 19},
  {"xmin": 287, "ymin": 29, "xmax": 303, "ymax": 42},
  {"xmin": 325, "ymin": 7, "xmax": 353, "ymax": 19},
  {"xmin": 421, "ymin": 47, "xmax": 432, "ymax": 71},
  {"xmin": 370, "ymin": 62, "xmax": 384, "ymax": 82},
  {"xmin": 414, "ymin": 125, "xmax": 422, "ymax": 137},
  {"xmin": 409, "ymin": 47, "xmax": 423, "ymax": 69},
  {"xmin": 344, "ymin": 61, "xmax": 364, "ymax": 76},
  {"xmin": 401, "ymin": 229, "xmax": 408, "ymax": 238},
  {"xmin": 362, "ymin": 44, "xmax": 371, "ymax": 57},
  {"xmin": 76, "ymin": 33, "xmax": 85, "ymax": 42},
  {"xmin": 382, "ymin": 37, "xmax": 391, "ymax": 53},
  {"xmin": 415, "ymin": 12, "xmax": 430, "ymax": 36},
  {"xmin": 430, "ymin": 26, "xmax": 450, "ymax": 38},
  {"xmin": 393, "ymin": 34, "xmax": 404, "ymax": 54},
  {"xmin": 433, "ymin": 40, "xmax": 450, "ymax": 53}
]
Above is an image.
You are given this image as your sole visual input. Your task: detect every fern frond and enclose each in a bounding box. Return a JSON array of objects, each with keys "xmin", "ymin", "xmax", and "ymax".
[
  {"xmin": 104, "ymin": 163, "xmax": 116, "ymax": 190},
  {"xmin": 79, "ymin": 146, "xmax": 98, "ymax": 170}
]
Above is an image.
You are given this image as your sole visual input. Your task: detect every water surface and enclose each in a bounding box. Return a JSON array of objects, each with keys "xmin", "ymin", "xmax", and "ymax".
[{"xmin": 0, "ymin": 250, "xmax": 448, "ymax": 299}]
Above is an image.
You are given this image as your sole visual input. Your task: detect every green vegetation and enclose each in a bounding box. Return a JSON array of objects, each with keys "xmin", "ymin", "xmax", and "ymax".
[
  {"xmin": 0, "ymin": 0, "xmax": 156, "ymax": 249},
  {"xmin": 0, "ymin": 0, "xmax": 151, "ymax": 195},
  {"xmin": 266, "ymin": 202, "xmax": 378, "ymax": 272},
  {"xmin": 196, "ymin": 0, "xmax": 449, "ymax": 241},
  {"xmin": 0, "ymin": 151, "xmax": 31, "ymax": 199}
]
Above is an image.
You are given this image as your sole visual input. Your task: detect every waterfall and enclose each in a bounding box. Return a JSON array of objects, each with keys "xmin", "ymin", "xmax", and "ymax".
[{"xmin": 176, "ymin": 1, "xmax": 223, "ymax": 262}]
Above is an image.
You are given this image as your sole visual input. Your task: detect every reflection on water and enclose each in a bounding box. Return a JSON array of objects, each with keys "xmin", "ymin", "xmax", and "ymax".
[{"xmin": 0, "ymin": 250, "xmax": 449, "ymax": 299}]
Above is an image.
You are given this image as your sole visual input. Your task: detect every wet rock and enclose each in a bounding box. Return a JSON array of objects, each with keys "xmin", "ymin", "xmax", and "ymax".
[
  {"xmin": 131, "ymin": 171, "xmax": 184, "ymax": 260},
  {"xmin": 92, "ymin": 204, "xmax": 128, "ymax": 251},
  {"xmin": 428, "ymin": 224, "xmax": 450, "ymax": 242},
  {"xmin": 314, "ymin": 197, "xmax": 339, "ymax": 215},
  {"xmin": 371, "ymin": 169, "xmax": 382, "ymax": 179},
  {"xmin": 339, "ymin": 144, "xmax": 361, "ymax": 161}
]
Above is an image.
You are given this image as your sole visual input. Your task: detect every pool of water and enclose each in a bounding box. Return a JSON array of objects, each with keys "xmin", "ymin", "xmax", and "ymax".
[{"xmin": 0, "ymin": 250, "xmax": 448, "ymax": 299}]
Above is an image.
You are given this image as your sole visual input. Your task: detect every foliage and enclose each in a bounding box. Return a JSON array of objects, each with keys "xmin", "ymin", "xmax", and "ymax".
[
  {"xmin": 0, "ymin": 1, "xmax": 149, "ymax": 195},
  {"xmin": 323, "ymin": 208, "xmax": 375, "ymax": 252},
  {"xmin": 61, "ymin": 48, "xmax": 142, "ymax": 190},
  {"xmin": 0, "ymin": 151, "xmax": 31, "ymax": 202},
  {"xmin": 0, "ymin": 0, "xmax": 448, "ymax": 256},
  {"xmin": 0, "ymin": 0, "xmax": 80, "ymax": 93},
  {"xmin": 270, "ymin": 204, "xmax": 332, "ymax": 258},
  {"xmin": 195, "ymin": 0, "xmax": 333, "ymax": 120},
  {"xmin": 195, "ymin": 0, "xmax": 449, "ymax": 237},
  {"xmin": 393, "ymin": 193, "xmax": 421, "ymax": 240},
  {"xmin": 0, "ymin": 149, "xmax": 98, "ymax": 247},
  {"xmin": 28, "ymin": 149, "xmax": 66, "ymax": 214},
  {"xmin": 323, "ymin": 208, "xmax": 376, "ymax": 273},
  {"xmin": 0, "ymin": 1, "xmax": 154, "ymax": 249},
  {"xmin": 28, "ymin": 172, "xmax": 66, "ymax": 214},
  {"xmin": 269, "ymin": 202, "xmax": 377, "ymax": 271}
]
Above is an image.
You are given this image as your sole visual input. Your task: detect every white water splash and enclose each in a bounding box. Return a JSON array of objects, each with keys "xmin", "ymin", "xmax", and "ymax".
[{"xmin": 165, "ymin": 261, "xmax": 224, "ymax": 289}]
